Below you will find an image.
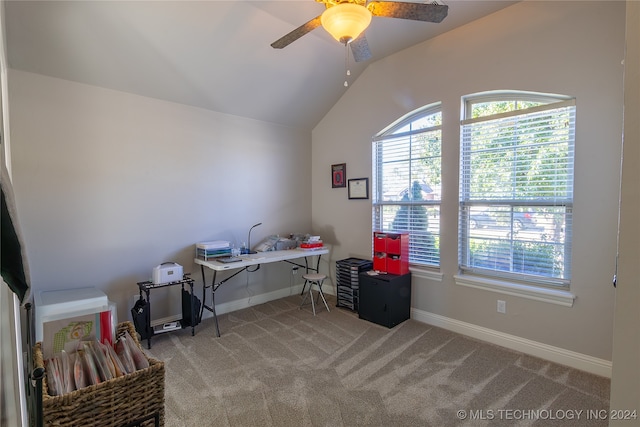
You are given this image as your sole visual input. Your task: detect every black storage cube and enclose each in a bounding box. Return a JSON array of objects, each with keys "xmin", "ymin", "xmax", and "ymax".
[{"xmin": 358, "ymin": 272, "xmax": 411, "ymax": 328}]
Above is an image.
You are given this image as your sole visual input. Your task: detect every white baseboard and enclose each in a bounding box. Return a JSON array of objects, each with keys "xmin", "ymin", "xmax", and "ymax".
[{"xmin": 411, "ymin": 308, "xmax": 612, "ymax": 378}]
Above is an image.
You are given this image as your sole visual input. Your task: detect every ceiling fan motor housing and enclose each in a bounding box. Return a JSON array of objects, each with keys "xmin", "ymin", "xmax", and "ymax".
[{"xmin": 321, "ymin": 3, "xmax": 372, "ymax": 44}]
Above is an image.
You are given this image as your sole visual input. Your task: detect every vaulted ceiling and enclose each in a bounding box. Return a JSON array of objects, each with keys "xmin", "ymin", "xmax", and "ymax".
[{"xmin": 4, "ymin": 1, "xmax": 517, "ymax": 130}]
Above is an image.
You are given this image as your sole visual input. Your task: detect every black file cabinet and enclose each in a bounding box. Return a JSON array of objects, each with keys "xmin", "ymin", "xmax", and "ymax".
[{"xmin": 358, "ymin": 272, "xmax": 411, "ymax": 328}]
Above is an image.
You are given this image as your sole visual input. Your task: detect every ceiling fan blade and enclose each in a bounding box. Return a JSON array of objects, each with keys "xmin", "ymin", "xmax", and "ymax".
[
  {"xmin": 368, "ymin": 2, "xmax": 448, "ymax": 23},
  {"xmin": 350, "ymin": 33, "xmax": 372, "ymax": 62},
  {"xmin": 271, "ymin": 16, "xmax": 322, "ymax": 49}
]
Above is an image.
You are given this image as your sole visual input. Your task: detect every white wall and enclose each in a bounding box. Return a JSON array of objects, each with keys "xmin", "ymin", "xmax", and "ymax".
[
  {"xmin": 8, "ymin": 70, "xmax": 312, "ymax": 323},
  {"xmin": 312, "ymin": 1, "xmax": 625, "ymax": 362}
]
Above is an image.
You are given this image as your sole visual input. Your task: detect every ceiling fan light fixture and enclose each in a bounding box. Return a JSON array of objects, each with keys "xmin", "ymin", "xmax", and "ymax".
[{"xmin": 321, "ymin": 3, "xmax": 372, "ymax": 44}]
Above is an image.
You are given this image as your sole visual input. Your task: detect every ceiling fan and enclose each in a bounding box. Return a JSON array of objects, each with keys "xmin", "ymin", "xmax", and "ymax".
[{"xmin": 270, "ymin": 0, "xmax": 449, "ymax": 62}]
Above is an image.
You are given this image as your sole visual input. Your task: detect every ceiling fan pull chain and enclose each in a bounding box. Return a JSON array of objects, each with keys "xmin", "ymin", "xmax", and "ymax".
[{"xmin": 344, "ymin": 43, "xmax": 351, "ymax": 87}]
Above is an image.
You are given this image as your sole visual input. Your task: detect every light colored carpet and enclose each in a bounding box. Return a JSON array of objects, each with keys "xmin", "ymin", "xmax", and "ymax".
[{"xmin": 145, "ymin": 294, "xmax": 609, "ymax": 426}]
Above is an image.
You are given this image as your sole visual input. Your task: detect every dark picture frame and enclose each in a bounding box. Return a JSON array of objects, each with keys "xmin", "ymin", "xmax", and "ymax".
[
  {"xmin": 348, "ymin": 178, "xmax": 369, "ymax": 200},
  {"xmin": 331, "ymin": 163, "xmax": 346, "ymax": 188}
]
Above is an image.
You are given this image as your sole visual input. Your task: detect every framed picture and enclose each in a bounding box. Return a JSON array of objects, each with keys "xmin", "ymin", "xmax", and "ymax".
[
  {"xmin": 331, "ymin": 163, "xmax": 346, "ymax": 188},
  {"xmin": 348, "ymin": 178, "xmax": 369, "ymax": 200}
]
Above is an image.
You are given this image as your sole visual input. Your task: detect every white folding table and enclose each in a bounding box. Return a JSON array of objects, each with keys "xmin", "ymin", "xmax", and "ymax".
[{"xmin": 194, "ymin": 248, "xmax": 329, "ymax": 336}]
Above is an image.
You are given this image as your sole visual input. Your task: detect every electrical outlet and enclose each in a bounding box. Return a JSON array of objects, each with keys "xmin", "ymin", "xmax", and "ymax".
[
  {"xmin": 292, "ymin": 267, "xmax": 298, "ymax": 275},
  {"xmin": 497, "ymin": 300, "xmax": 506, "ymax": 314}
]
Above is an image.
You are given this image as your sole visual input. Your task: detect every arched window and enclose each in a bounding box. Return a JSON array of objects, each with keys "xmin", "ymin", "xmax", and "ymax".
[
  {"xmin": 459, "ymin": 91, "xmax": 575, "ymax": 287},
  {"xmin": 372, "ymin": 103, "xmax": 442, "ymax": 267}
]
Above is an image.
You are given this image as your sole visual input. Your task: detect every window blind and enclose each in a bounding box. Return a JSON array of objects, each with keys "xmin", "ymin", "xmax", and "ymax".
[
  {"xmin": 459, "ymin": 99, "xmax": 576, "ymax": 285},
  {"xmin": 373, "ymin": 110, "xmax": 441, "ymax": 267}
]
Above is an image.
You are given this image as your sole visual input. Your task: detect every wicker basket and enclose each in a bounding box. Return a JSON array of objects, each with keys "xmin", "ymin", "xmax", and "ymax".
[{"xmin": 33, "ymin": 321, "xmax": 165, "ymax": 427}]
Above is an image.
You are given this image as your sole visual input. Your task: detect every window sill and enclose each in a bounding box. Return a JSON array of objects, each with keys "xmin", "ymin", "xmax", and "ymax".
[
  {"xmin": 409, "ymin": 266, "xmax": 444, "ymax": 282},
  {"xmin": 454, "ymin": 274, "xmax": 575, "ymax": 307}
]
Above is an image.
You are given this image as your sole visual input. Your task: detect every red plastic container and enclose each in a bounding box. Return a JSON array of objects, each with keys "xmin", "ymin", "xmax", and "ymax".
[{"xmin": 373, "ymin": 232, "xmax": 409, "ymax": 275}]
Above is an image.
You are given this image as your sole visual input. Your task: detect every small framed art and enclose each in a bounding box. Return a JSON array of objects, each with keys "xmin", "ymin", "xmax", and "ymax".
[
  {"xmin": 348, "ymin": 178, "xmax": 369, "ymax": 200},
  {"xmin": 332, "ymin": 163, "xmax": 346, "ymax": 188}
]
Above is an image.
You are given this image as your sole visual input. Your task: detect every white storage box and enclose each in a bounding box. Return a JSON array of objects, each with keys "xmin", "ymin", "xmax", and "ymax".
[
  {"xmin": 152, "ymin": 262, "xmax": 183, "ymax": 284},
  {"xmin": 34, "ymin": 287, "xmax": 109, "ymax": 343}
]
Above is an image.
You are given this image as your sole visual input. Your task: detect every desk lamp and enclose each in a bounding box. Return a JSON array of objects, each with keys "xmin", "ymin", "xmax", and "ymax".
[{"xmin": 247, "ymin": 222, "xmax": 262, "ymax": 254}]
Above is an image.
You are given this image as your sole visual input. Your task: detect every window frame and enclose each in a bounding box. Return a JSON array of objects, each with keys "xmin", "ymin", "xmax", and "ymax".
[
  {"xmin": 458, "ymin": 91, "xmax": 576, "ymax": 289},
  {"xmin": 372, "ymin": 103, "xmax": 442, "ymax": 268}
]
